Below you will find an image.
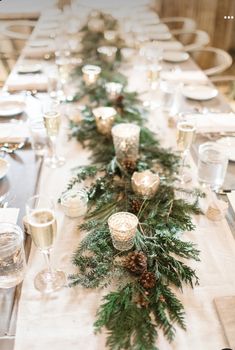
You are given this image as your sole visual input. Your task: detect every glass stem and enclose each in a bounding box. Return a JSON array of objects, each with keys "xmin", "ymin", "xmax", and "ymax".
[
  {"xmin": 50, "ymin": 136, "xmax": 57, "ymax": 160},
  {"xmin": 43, "ymin": 250, "xmax": 53, "ymax": 274},
  {"xmin": 180, "ymin": 151, "xmax": 188, "ymax": 180}
]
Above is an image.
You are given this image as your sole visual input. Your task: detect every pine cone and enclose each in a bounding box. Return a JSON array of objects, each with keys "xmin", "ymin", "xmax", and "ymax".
[
  {"xmin": 115, "ymin": 95, "xmax": 124, "ymax": 108},
  {"xmin": 121, "ymin": 159, "xmax": 136, "ymax": 172},
  {"xmin": 131, "ymin": 199, "xmax": 142, "ymax": 214},
  {"xmin": 140, "ymin": 271, "xmax": 156, "ymax": 289},
  {"xmin": 125, "ymin": 251, "xmax": 147, "ymax": 274},
  {"xmin": 159, "ymin": 295, "xmax": 165, "ymax": 303},
  {"xmin": 136, "ymin": 291, "xmax": 149, "ymax": 308}
]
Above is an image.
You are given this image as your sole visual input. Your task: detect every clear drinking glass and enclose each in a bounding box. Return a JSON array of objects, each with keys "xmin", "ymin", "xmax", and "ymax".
[
  {"xmin": 26, "ymin": 195, "xmax": 66, "ymax": 293},
  {"xmin": 197, "ymin": 142, "xmax": 228, "ymax": 191},
  {"xmin": 176, "ymin": 116, "xmax": 196, "ymax": 184},
  {"xmin": 43, "ymin": 100, "xmax": 65, "ymax": 168},
  {"xmin": 0, "ymin": 223, "xmax": 26, "ymax": 288}
]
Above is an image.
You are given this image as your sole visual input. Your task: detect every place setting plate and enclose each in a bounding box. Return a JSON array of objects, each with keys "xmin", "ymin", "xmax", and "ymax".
[
  {"xmin": 217, "ymin": 137, "xmax": 235, "ymax": 162},
  {"xmin": 163, "ymin": 50, "xmax": 189, "ymax": 62},
  {"xmin": 181, "ymin": 84, "xmax": 218, "ymax": 101},
  {"xmin": 0, "ymin": 96, "xmax": 26, "ymax": 117},
  {"xmin": 29, "ymin": 40, "xmax": 52, "ymax": 48},
  {"xmin": 17, "ymin": 63, "xmax": 42, "ymax": 74}
]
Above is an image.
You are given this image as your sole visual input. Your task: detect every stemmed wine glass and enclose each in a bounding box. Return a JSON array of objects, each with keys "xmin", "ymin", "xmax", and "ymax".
[
  {"xmin": 176, "ymin": 115, "xmax": 196, "ymax": 185},
  {"xmin": 26, "ymin": 195, "xmax": 66, "ymax": 293},
  {"xmin": 43, "ymin": 100, "xmax": 65, "ymax": 168}
]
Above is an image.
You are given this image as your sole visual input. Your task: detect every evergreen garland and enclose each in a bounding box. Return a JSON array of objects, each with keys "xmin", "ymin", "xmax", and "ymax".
[{"xmin": 62, "ymin": 11, "xmax": 204, "ymax": 350}]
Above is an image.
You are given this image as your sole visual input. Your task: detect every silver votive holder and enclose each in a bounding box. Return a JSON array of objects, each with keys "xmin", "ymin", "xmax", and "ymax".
[
  {"xmin": 87, "ymin": 18, "xmax": 104, "ymax": 32},
  {"xmin": 93, "ymin": 106, "xmax": 117, "ymax": 135},
  {"xmin": 131, "ymin": 170, "xmax": 160, "ymax": 198},
  {"xmin": 61, "ymin": 189, "xmax": 88, "ymax": 218},
  {"xmin": 104, "ymin": 30, "xmax": 118, "ymax": 43},
  {"xmin": 97, "ymin": 46, "xmax": 117, "ymax": 63},
  {"xmin": 111, "ymin": 123, "xmax": 140, "ymax": 162},
  {"xmin": 82, "ymin": 65, "xmax": 101, "ymax": 86},
  {"xmin": 105, "ymin": 82, "xmax": 123, "ymax": 101},
  {"xmin": 108, "ymin": 212, "xmax": 138, "ymax": 251}
]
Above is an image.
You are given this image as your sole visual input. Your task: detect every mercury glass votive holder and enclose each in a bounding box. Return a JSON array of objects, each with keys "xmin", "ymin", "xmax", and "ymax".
[
  {"xmin": 61, "ymin": 189, "xmax": 88, "ymax": 218},
  {"xmin": 131, "ymin": 170, "xmax": 160, "ymax": 198},
  {"xmin": 93, "ymin": 106, "xmax": 117, "ymax": 135},
  {"xmin": 97, "ymin": 46, "xmax": 117, "ymax": 63},
  {"xmin": 82, "ymin": 65, "xmax": 101, "ymax": 86},
  {"xmin": 87, "ymin": 18, "xmax": 104, "ymax": 32},
  {"xmin": 111, "ymin": 123, "xmax": 140, "ymax": 162},
  {"xmin": 105, "ymin": 82, "xmax": 123, "ymax": 101},
  {"xmin": 108, "ymin": 212, "xmax": 138, "ymax": 251}
]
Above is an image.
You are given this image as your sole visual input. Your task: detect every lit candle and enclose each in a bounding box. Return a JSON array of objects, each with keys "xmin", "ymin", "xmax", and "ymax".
[
  {"xmin": 97, "ymin": 46, "xmax": 117, "ymax": 63},
  {"xmin": 105, "ymin": 82, "xmax": 123, "ymax": 101},
  {"xmin": 108, "ymin": 212, "xmax": 138, "ymax": 251},
  {"xmin": 92, "ymin": 106, "xmax": 117, "ymax": 135},
  {"xmin": 82, "ymin": 65, "xmax": 101, "ymax": 86},
  {"xmin": 104, "ymin": 30, "xmax": 118, "ymax": 43},
  {"xmin": 131, "ymin": 170, "xmax": 160, "ymax": 198},
  {"xmin": 111, "ymin": 123, "xmax": 140, "ymax": 162},
  {"xmin": 61, "ymin": 189, "xmax": 88, "ymax": 218}
]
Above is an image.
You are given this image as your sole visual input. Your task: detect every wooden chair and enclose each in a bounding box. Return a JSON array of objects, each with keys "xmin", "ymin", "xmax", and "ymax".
[
  {"xmin": 189, "ymin": 47, "xmax": 233, "ymax": 76},
  {"xmin": 174, "ymin": 30, "xmax": 210, "ymax": 51},
  {"xmin": 161, "ymin": 17, "xmax": 196, "ymax": 34},
  {"xmin": 0, "ymin": 20, "xmax": 36, "ymax": 40}
]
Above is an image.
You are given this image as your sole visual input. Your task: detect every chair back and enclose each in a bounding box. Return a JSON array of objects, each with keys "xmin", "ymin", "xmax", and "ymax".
[
  {"xmin": 174, "ymin": 30, "xmax": 210, "ymax": 51},
  {"xmin": 161, "ymin": 17, "xmax": 196, "ymax": 33}
]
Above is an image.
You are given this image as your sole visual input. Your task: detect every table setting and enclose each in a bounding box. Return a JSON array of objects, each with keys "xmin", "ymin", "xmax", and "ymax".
[{"xmin": 0, "ymin": 2, "xmax": 235, "ymax": 350}]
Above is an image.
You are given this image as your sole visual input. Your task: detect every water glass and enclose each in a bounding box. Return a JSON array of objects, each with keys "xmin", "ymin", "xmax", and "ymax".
[
  {"xmin": 29, "ymin": 119, "xmax": 48, "ymax": 156},
  {"xmin": 0, "ymin": 223, "xmax": 26, "ymax": 288},
  {"xmin": 197, "ymin": 142, "xmax": 228, "ymax": 191}
]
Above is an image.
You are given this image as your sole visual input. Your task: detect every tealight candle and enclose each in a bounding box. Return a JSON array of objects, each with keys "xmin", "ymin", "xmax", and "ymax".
[
  {"xmin": 104, "ymin": 30, "xmax": 118, "ymax": 43},
  {"xmin": 61, "ymin": 189, "xmax": 88, "ymax": 218},
  {"xmin": 82, "ymin": 65, "xmax": 101, "ymax": 86},
  {"xmin": 111, "ymin": 123, "xmax": 140, "ymax": 162},
  {"xmin": 131, "ymin": 170, "xmax": 160, "ymax": 198},
  {"xmin": 93, "ymin": 106, "xmax": 117, "ymax": 135},
  {"xmin": 105, "ymin": 82, "xmax": 123, "ymax": 101},
  {"xmin": 87, "ymin": 18, "xmax": 104, "ymax": 32},
  {"xmin": 97, "ymin": 46, "xmax": 117, "ymax": 63},
  {"xmin": 108, "ymin": 212, "xmax": 138, "ymax": 251}
]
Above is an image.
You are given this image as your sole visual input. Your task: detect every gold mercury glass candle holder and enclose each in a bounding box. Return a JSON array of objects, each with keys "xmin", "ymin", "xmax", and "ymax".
[
  {"xmin": 131, "ymin": 170, "xmax": 160, "ymax": 198},
  {"xmin": 111, "ymin": 123, "xmax": 140, "ymax": 162},
  {"xmin": 82, "ymin": 65, "xmax": 101, "ymax": 86},
  {"xmin": 108, "ymin": 212, "xmax": 139, "ymax": 251},
  {"xmin": 105, "ymin": 82, "xmax": 123, "ymax": 101},
  {"xmin": 97, "ymin": 46, "xmax": 117, "ymax": 63},
  {"xmin": 93, "ymin": 106, "xmax": 117, "ymax": 135}
]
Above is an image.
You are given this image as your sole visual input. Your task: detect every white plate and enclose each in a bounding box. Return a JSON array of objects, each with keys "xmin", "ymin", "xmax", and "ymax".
[
  {"xmin": 29, "ymin": 40, "xmax": 52, "ymax": 48},
  {"xmin": 17, "ymin": 63, "xmax": 42, "ymax": 74},
  {"xmin": 150, "ymin": 32, "xmax": 172, "ymax": 41},
  {"xmin": 0, "ymin": 158, "xmax": 10, "ymax": 180},
  {"xmin": 163, "ymin": 50, "xmax": 189, "ymax": 62},
  {"xmin": 181, "ymin": 85, "xmax": 218, "ymax": 101},
  {"xmin": 217, "ymin": 137, "xmax": 235, "ymax": 162},
  {"xmin": 0, "ymin": 98, "xmax": 26, "ymax": 117}
]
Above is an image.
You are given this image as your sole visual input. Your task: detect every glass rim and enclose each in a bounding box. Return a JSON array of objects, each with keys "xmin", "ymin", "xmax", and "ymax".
[
  {"xmin": 108, "ymin": 211, "xmax": 139, "ymax": 230},
  {"xmin": 26, "ymin": 194, "xmax": 55, "ymax": 213},
  {"xmin": 0, "ymin": 222, "xmax": 23, "ymax": 252}
]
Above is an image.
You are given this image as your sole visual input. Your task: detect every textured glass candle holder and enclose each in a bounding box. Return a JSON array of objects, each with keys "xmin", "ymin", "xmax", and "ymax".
[
  {"xmin": 105, "ymin": 82, "xmax": 123, "ymax": 101},
  {"xmin": 108, "ymin": 212, "xmax": 138, "ymax": 251},
  {"xmin": 97, "ymin": 46, "xmax": 117, "ymax": 63},
  {"xmin": 82, "ymin": 65, "xmax": 101, "ymax": 86},
  {"xmin": 93, "ymin": 106, "xmax": 117, "ymax": 135},
  {"xmin": 61, "ymin": 189, "xmax": 88, "ymax": 218},
  {"xmin": 131, "ymin": 170, "xmax": 160, "ymax": 198},
  {"xmin": 104, "ymin": 30, "xmax": 118, "ymax": 43},
  {"xmin": 111, "ymin": 123, "xmax": 140, "ymax": 162}
]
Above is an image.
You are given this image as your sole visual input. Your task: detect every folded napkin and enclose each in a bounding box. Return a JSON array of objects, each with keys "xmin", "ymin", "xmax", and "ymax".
[
  {"xmin": 161, "ymin": 70, "xmax": 208, "ymax": 84},
  {"xmin": 6, "ymin": 73, "xmax": 48, "ymax": 92},
  {"xmin": 0, "ymin": 208, "xmax": 19, "ymax": 224},
  {"xmin": 142, "ymin": 23, "xmax": 169, "ymax": 34},
  {"xmin": 0, "ymin": 123, "xmax": 29, "ymax": 143},
  {"xmin": 214, "ymin": 296, "xmax": 235, "ymax": 349},
  {"xmin": 193, "ymin": 113, "xmax": 235, "ymax": 134}
]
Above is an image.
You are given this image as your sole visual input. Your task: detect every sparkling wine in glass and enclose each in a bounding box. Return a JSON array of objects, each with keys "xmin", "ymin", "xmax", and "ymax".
[
  {"xmin": 43, "ymin": 101, "xmax": 65, "ymax": 168},
  {"xmin": 176, "ymin": 117, "xmax": 196, "ymax": 184},
  {"xmin": 26, "ymin": 195, "xmax": 66, "ymax": 293}
]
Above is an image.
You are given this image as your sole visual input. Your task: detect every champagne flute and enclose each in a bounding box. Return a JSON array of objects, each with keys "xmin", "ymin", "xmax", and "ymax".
[
  {"xmin": 43, "ymin": 100, "xmax": 65, "ymax": 168},
  {"xmin": 176, "ymin": 116, "xmax": 196, "ymax": 184},
  {"xmin": 26, "ymin": 195, "xmax": 66, "ymax": 293}
]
